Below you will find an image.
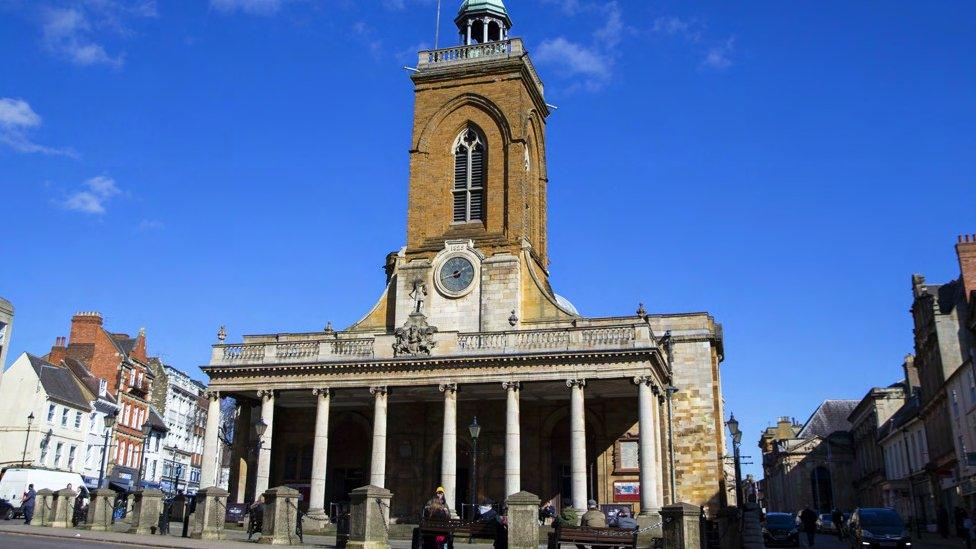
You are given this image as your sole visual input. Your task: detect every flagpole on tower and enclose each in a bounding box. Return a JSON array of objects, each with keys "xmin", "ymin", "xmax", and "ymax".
[{"xmin": 434, "ymin": 0, "xmax": 442, "ymax": 50}]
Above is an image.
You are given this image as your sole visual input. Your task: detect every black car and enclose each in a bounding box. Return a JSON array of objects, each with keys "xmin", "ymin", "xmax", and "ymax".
[
  {"xmin": 0, "ymin": 498, "xmax": 14, "ymax": 520},
  {"xmin": 848, "ymin": 508, "xmax": 911, "ymax": 548},
  {"xmin": 763, "ymin": 512, "xmax": 800, "ymax": 547}
]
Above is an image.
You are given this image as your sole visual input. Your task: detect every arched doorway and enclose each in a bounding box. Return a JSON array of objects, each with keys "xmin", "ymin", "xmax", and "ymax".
[{"xmin": 811, "ymin": 466, "xmax": 833, "ymax": 512}]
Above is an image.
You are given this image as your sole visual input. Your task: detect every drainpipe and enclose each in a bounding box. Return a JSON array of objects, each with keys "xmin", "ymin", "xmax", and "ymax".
[{"xmin": 666, "ymin": 385, "xmax": 678, "ymax": 503}]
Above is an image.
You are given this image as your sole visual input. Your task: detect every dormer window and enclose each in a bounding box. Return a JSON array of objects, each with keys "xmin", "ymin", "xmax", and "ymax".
[{"xmin": 453, "ymin": 127, "xmax": 486, "ymax": 223}]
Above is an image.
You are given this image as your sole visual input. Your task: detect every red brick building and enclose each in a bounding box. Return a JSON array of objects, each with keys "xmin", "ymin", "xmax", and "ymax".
[{"xmin": 49, "ymin": 312, "xmax": 156, "ymax": 487}]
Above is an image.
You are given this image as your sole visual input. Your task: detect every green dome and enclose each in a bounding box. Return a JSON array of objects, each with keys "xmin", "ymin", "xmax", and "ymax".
[{"xmin": 455, "ymin": 0, "xmax": 511, "ymax": 27}]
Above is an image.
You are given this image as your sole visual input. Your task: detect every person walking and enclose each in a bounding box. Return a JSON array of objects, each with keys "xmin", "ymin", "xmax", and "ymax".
[
  {"xmin": 799, "ymin": 508, "xmax": 818, "ymax": 547},
  {"xmin": 22, "ymin": 484, "xmax": 36, "ymax": 525},
  {"xmin": 831, "ymin": 509, "xmax": 844, "ymax": 540}
]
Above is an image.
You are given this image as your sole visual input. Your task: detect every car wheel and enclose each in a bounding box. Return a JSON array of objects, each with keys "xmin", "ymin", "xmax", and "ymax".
[{"xmin": 2, "ymin": 508, "xmax": 12, "ymax": 521}]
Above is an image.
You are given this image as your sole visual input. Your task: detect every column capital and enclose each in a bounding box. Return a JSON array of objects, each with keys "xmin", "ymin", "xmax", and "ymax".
[
  {"xmin": 203, "ymin": 390, "xmax": 221, "ymax": 401},
  {"xmin": 257, "ymin": 389, "xmax": 275, "ymax": 400},
  {"xmin": 439, "ymin": 383, "xmax": 458, "ymax": 394},
  {"xmin": 502, "ymin": 381, "xmax": 521, "ymax": 391},
  {"xmin": 369, "ymin": 386, "xmax": 388, "ymax": 396},
  {"xmin": 312, "ymin": 387, "xmax": 332, "ymax": 398},
  {"xmin": 566, "ymin": 378, "xmax": 586, "ymax": 389}
]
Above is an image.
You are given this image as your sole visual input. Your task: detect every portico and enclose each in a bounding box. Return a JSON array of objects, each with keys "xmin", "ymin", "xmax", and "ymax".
[{"xmin": 202, "ymin": 322, "xmax": 671, "ymax": 520}]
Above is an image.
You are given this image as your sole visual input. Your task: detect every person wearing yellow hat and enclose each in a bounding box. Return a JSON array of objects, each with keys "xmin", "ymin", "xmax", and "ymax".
[{"xmin": 425, "ymin": 486, "xmax": 450, "ymax": 521}]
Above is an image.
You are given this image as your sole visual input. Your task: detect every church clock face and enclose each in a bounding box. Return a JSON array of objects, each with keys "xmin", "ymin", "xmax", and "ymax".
[{"xmin": 437, "ymin": 256, "xmax": 475, "ymax": 296}]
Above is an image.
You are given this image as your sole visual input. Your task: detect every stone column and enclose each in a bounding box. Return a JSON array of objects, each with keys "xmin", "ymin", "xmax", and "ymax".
[
  {"xmin": 660, "ymin": 503, "xmax": 701, "ymax": 549},
  {"xmin": 200, "ymin": 390, "xmax": 222, "ymax": 489},
  {"xmin": 439, "ymin": 383, "xmax": 458, "ymax": 514},
  {"xmin": 85, "ymin": 488, "xmax": 115, "ymax": 531},
  {"xmin": 506, "ymin": 491, "xmax": 541, "ymax": 549},
  {"xmin": 347, "ymin": 485, "xmax": 392, "ymax": 549},
  {"xmin": 466, "ymin": 20, "xmax": 472, "ymax": 45},
  {"xmin": 634, "ymin": 376, "xmax": 659, "ymax": 517},
  {"xmin": 308, "ymin": 387, "xmax": 332, "ymax": 522},
  {"xmin": 503, "ymin": 381, "xmax": 521, "ymax": 497},
  {"xmin": 192, "ymin": 486, "xmax": 230, "ymax": 540},
  {"xmin": 131, "ymin": 488, "xmax": 164, "ymax": 535},
  {"xmin": 370, "ymin": 386, "xmax": 389, "ymax": 488},
  {"xmin": 255, "ymin": 389, "xmax": 276, "ymax": 497},
  {"xmin": 34, "ymin": 489, "xmax": 53, "ymax": 526},
  {"xmin": 567, "ymin": 378, "xmax": 587, "ymax": 511},
  {"xmin": 258, "ymin": 486, "xmax": 301, "ymax": 545},
  {"xmin": 654, "ymin": 393, "xmax": 666, "ymax": 508}
]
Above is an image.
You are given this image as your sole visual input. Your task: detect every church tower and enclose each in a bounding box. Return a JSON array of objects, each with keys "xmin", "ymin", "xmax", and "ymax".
[
  {"xmin": 406, "ymin": 0, "xmax": 550, "ymax": 270},
  {"xmin": 352, "ymin": 0, "xmax": 577, "ymax": 335}
]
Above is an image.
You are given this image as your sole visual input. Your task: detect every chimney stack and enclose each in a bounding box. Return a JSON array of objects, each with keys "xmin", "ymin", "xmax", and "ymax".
[
  {"xmin": 957, "ymin": 234, "xmax": 976, "ymax": 306},
  {"xmin": 69, "ymin": 311, "xmax": 103, "ymax": 346},
  {"xmin": 49, "ymin": 336, "xmax": 67, "ymax": 364},
  {"xmin": 902, "ymin": 354, "xmax": 918, "ymax": 399}
]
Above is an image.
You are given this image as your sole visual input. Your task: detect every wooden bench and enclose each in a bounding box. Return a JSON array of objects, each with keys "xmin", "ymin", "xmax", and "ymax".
[
  {"xmin": 547, "ymin": 523, "xmax": 638, "ymax": 549},
  {"xmin": 411, "ymin": 517, "xmax": 499, "ymax": 549}
]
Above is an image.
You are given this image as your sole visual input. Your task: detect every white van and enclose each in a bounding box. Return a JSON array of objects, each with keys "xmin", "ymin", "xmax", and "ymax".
[{"xmin": 0, "ymin": 467, "xmax": 87, "ymax": 518}]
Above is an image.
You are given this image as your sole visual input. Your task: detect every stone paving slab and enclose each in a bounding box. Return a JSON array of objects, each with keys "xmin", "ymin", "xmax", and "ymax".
[{"xmin": 0, "ymin": 523, "xmax": 540, "ymax": 548}]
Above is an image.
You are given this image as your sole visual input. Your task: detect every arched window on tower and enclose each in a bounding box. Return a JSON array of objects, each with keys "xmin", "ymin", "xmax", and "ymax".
[{"xmin": 453, "ymin": 127, "xmax": 485, "ymax": 223}]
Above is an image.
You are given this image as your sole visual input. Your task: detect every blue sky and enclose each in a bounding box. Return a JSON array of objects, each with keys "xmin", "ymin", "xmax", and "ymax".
[{"xmin": 1, "ymin": 0, "xmax": 974, "ymax": 478}]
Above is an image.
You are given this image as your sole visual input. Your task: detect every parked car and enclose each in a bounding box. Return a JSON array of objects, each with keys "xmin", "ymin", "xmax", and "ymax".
[
  {"xmin": 818, "ymin": 513, "xmax": 836, "ymax": 533},
  {"xmin": 0, "ymin": 467, "xmax": 87, "ymax": 518},
  {"xmin": 763, "ymin": 512, "xmax": 800, "ymax": 547},
  {"xmin": 848, "ymin": 507, "xmax": 911, "ymax": 548},
  {"xmin": 0, "ymin": 498, "xmax": 14, "ymax": 520}
]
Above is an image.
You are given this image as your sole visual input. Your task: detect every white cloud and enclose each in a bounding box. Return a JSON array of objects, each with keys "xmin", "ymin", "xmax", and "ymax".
[
  {"xmin": 41, "ymin": 7, "xmax": 122, "ymax": 67},
  {"xmin": 0, "ymin": 97, "xmax": 75, "ymax": 157},
  {"xmin": 535, "ymin": 37, "xmax": 609, "ymax": 82},
  {"xmin": 702, "ymin": 38, "xmax": 734, "ymax": 70},
  {"xmin": 652, "ymin": 16, "xmax": 703, "ymax": 43},
  {"xmin": 62, "ymin": 176, "xmax": 122, "ymax": 215},
  {"xmin": 138, "ymin": 219, "xmax": 165, "ymax": 231},
  {"xmin": 210, "ymin": 0, "xmax": 283, "ymax": 16},
  {"xmin": 593, "ymin": 2, "xmax": 624, "ymax": 48}
]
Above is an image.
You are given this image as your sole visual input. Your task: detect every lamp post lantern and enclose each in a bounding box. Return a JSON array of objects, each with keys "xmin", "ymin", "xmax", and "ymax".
[
  {"xmin": 468, "ymin": 417, "xmax": 481, "ymax": 520},
  {"xmin": 99, "ymin": 411, "xmax": 117, "ymax": 489},
  {"xmin": 725, "ymin": 413, "xmax": 743, "ymax": 507},
  {"xmin": 21, "ymin": 412, "xmax": 35, "ymax": 466}
]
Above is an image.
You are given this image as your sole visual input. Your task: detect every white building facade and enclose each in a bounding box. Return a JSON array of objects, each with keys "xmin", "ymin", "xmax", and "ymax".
[
  {"xmin": 0, "ymin": 354, "xmax": 92, "ymax": 473},
  {"xmin": 160, "ymin": 364, "xmax": 207, "ymax": 494},
  {"xmin": 880, "ymin": 397, "xmax": 932, "ymax": 528}
]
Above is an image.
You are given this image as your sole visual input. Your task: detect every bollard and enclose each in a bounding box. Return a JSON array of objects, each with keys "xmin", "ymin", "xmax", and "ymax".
[
  {"xmin": 132, "ymin": 489, "xmax": 165, "ymax": 535},
  {"xmin": 34, "ymin": 489, "xmax": 54, "ymax": 526},
  {"xmin": 506, "ymin": 491, "xmax": 540, "ymax": 549},
  {"xmin": 346, "ymin": 485, "xmax": 392, "ymax": 549},
  {"xmin": 191, "ymin": 486, "xmax": 229, "ymax": 540},
  {"xmin": 48, "ymin": 489, "xmax": 76, "ymax": 528},
  {"xmin": 258, "ymin": 486, "xmax": 302, "ymax": 545},
  {"xmin": 85, "ymin": 489, "xmax": 116, "ymax": 531},
  {"xmin": 660, "ymin": 502, "xmax": 702, "ymax": 549}
]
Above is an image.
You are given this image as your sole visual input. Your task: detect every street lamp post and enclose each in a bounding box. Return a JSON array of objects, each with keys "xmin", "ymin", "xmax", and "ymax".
[
  {"xmin": 468, "ymin": 417, "xmax": 481, "ymax": 521},
  {"xmin": 98, "ymin": 412, "xmax": 117, "ymax": 489},
  {"xmin": 725, "ymin": 413, "xmax": 743, "ymax": 507},
  {"xmin": 21, "ymin": 412, "xmax": 35, "ymax": 465},
  {"xmin": 136, "ymin": 422, "xmax": 152, "ymax": 489}
]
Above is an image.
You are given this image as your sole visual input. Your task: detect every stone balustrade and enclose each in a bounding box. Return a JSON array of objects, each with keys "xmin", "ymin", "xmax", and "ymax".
[
  {"xmin": 416, "ymin": 38, "xmax": 543, "ymax": 94},
  {"xmin": 211, "ymin": 324, "xmax": 650, "ymax": 366}
]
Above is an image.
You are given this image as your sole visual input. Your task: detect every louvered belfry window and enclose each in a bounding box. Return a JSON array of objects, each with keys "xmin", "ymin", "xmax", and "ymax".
[{"xmin": 453, "ymin": 127, "xmax": 485, "ymax": 223}]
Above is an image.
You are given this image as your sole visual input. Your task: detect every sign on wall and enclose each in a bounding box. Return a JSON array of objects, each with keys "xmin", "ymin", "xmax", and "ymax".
[{"xmin": 613, "ymin": 481, "xmax": 640, "ymax": 502}]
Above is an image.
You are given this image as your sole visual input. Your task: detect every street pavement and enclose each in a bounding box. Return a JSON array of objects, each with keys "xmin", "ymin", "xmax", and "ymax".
[{"xmin": 779, "ymin": 531, "xmax": 974, "ymax": 548}]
